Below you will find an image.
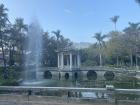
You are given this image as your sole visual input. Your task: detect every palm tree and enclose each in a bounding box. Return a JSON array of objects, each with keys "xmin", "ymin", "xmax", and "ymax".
[
  {"xmin": 110, "ymin": 16, "xmax": 120, "ymax": 66},
  {"xmin": 93, "ymin": 32, "xmax": 107, "ymax": 66},
  {"xmin": 52, "ymin": 30, "xmax": 62, "ymax": 50},
  {"xmin": 0, "ymin": 4, "xmax": 8, "ymax": 73},
  {"xmin": 110, "ymin": 16, "xmax": 119, "ymax": 30}
]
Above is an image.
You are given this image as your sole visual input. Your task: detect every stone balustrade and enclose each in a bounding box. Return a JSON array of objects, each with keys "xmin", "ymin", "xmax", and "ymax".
[{"xmin": 0, "ymin": 86, "xmax": 139, "ymax": 105}]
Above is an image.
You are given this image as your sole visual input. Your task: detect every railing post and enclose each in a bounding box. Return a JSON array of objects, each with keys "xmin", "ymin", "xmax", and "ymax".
[
  {"xmin": 27, "ymin": 90, "xmax": 32, "ymax": 103},
  {"xmin": 106, "ymin": 85, "xmax": 117, "ymax": 105}
]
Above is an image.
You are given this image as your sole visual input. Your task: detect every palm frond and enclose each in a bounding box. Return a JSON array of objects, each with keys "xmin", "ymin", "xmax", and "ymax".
[
  {"xmin": 110, "ymin": 16, "xmax": 119, "ymax": 23},
  {"xmin": 52, "ymin": 29, "xmax": 62, "ymax": 40}
]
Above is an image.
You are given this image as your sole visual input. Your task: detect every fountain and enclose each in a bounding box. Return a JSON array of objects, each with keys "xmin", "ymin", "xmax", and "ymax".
[
  {"xmin": 22, "ymin": 21, "xmax": 46, "ymax": 85},
  {"xmin": 26, "ymin": 21, "xmax": 42, "ymax": 80}
]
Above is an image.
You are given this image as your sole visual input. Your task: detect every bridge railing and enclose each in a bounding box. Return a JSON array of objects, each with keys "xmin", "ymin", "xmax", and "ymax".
[
  {"xmin": 0, "ymin": 86, "xmax": 139, "ymax": 105},
  {"xmin": 0, "ymin": 86, "xmax": 139, "ymax": 95},
  {"xmin": 44, "ymin": 66, "xmax": 138, "ymax": 73}
]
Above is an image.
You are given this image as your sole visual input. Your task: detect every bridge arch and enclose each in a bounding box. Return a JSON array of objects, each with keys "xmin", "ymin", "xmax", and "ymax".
[
  {"xmin": 65, "ymin": 73, "xmax": 69, "ymax": 80},
  {"xmin": 87, "ymin": 70, "xmax": 97, "ymax": 80},
  {"xmin": 73, "ymin": 72, "xmax": 79, "ymax": 80},
  {"xmin": 104, "ymin": 71, "xmax": 115, "ymax": 81},
  {"xmin": 44, "ymin": 71, "xmax": 52, "ymax": 79}
]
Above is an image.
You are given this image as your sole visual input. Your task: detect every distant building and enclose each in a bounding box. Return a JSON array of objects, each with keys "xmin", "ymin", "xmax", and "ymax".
[{"xmin": 73, "ymin": 42, "xmax": 92, "ymax": 49}]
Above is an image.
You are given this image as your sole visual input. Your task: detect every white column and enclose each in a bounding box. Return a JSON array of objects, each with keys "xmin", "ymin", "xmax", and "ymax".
[
  {"xmin": 57, "ymin": 53, "xmax": 59, "ymax": 68},
  {"xmin": 70, "ymin": 53, "xmax": 72, "ymax": 69},
  {"xmin": 77, "ymin": 54, "xmax": 81, "ymax": 68},
  {"xmin": 67, "ymin": 55, "xmax": 69, "ymax": 66},
  {"xmin": 61, "ymin": 53, "xmax": 64, "ymax": 69},
  {"xmin": 74, "ymin": 55, "xmax": 77, "ymax": 66}
]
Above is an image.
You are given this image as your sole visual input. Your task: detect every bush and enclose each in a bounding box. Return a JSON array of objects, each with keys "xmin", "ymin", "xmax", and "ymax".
[{"xmin": 0, "ymin": 66, "xmax": 19, "ymax": 86}]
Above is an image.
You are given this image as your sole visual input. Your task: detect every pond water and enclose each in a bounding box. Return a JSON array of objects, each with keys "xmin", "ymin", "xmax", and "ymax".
[
  {"xmin": 22, "ymin": 77, "xmax": 140, "ymax": 88},
  {"xmin": 21, "ymin": 73, "xmax": 140, "ymax": 99}
]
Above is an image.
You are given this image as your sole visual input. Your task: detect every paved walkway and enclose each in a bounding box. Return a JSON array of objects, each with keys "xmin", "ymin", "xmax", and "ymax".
[
  {"xmin": 0, "ymin": 94, "xmax": 139, "ymax": 105},
  {"xmin": 0, "ymin": 94, "xmax": 104, "ymax": 105}
]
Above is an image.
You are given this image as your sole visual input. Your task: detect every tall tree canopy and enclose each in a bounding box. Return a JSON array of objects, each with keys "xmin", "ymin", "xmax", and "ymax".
[
  {"xmin": 0, "ymin": 4, "xmax": 8, "ymax": 72},
  {"xmin": 136, "ymin": 0, "xmax": 140, "ymax": 5},
  {"xmin": 93, "ymin": 32, "xmax": 107, "ymax": 66}
]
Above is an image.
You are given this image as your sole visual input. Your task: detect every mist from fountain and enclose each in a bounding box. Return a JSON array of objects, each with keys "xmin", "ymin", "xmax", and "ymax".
[
  {"xmin": 21, "ymin": 20, "xmax": 58, "ymax": 86},
  {"xmin": 23, "ymin": 20, "xmax": 43, "ymax": 84}
]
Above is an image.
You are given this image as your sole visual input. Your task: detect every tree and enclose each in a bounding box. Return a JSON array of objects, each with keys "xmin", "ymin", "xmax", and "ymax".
[
  {"xmin": 93, "ymin": 32, "xmax": 107, "ymax": 66},
  {"xmin": 110, "ymin": 16, "xmax": 120, "ymax": 66},
  {"xmin": 135, "ymin": 0, "xmax": 140, "ymax": 5},
  {"xmin": 8, "ymin": 23, "xmax": 20, "ymax": 66},
  {"xmin": 52, "ymin": 30, "xmax": 62, "ymax": 50},
  {"xmin": 106, "ymin": 31, "xmax": 126, "ymax": 67},
  {"xmin": 52, "ymin": 30, "xmax": 73, "ymax": 50},
  {"xmin": 123, "ymin": 22, "xmax": 140, "ymax": 68},
  {"xmin": 42, "ymin": 32, "xmax": 57, "ymax": 66},
  {"xmin": 58, "ymin": 35, "xmax": 73, "ymax": 49},
  {"xmin": 0, "ymin": 4, "xmax": 8, "ymax": 73},
  {"xmin": 42, "ymin": 31, "xmax": 73, "ymax": 67},
  {"xmin": 52, "ymin": 30, "xmax": 61, "ymax": 41},
  {"xmin": 110, "ymin": 16, "xmax": 119, "ymax": 30},
  {"xmin": 13, "ymin": 18, "xmax": 28, "ymax": 65},
  {"xmin": 80, "ymin": 45, "xmax": 99, "ymax": 66}
]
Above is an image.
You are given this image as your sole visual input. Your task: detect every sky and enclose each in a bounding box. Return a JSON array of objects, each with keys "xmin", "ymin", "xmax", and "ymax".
[{"xmin": 1, "ymin": 0, "xmax": 140, "ymax": 43}]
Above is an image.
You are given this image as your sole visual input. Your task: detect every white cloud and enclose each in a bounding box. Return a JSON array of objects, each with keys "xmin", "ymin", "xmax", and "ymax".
[
  {"xmin": 84, "ymin": 12, "xmax": 94, "ymax": 17},
  {"xmin": 64, "ymin": 9, "xmax": 72, "ymax": 14}
]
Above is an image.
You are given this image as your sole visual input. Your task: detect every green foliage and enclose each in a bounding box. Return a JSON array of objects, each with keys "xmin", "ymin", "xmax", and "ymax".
[
  {"xmin": 136, "ymin": 0, "xmax": 140, "ymax": 5},
  {"xmin": 0, "ymin": 4, "xmax": 9, "ymax": 71},
  {"xmin": 0, "ymin": 67, "xmax": 19, "ymax": 86},
  {"xmin": 115, "ymin": 93, "xmax": 140, "ymax": 100},
  {"xmin": 93, "ymin": 32, "xmax": 107, "ymax": 66},
  {"xmin": 81, "ymin": 23, "xmax": 140, "ymax": 67},
  {"xmin": 42, "ymin": 31, "xmax": 73, "ymax": 67},
  {"xmin": 80, "ymin": 46, "xmax": 99, "ymax": 66}
]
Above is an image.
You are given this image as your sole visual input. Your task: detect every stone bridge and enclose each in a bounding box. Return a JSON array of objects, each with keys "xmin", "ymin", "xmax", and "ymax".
[{"xmin": 34, "ymin": 66, "xmax": 137, "ymax": 81}]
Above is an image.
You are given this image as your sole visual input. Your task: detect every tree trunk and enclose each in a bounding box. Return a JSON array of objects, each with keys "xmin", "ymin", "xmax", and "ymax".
[
  {"xmin": 9, "ymin": 45, "xmax": 15, "ymax": 66},
  {"xmin": 114, "ymin": 23, "xmax": 116, "ymax": 31},
  {"xmin": 99, "ymin": 53, "xmax": 102, "ymax": 66},
  {"xmin": 9, "ymin": 45, "xmax": 12, "ymax": 66},
  {"xmin": 1, "ymin": 43, "xmax": 6, "ymax": 69},
  {"xmin": 20, "ymin": 44, "xmax": 24, "ymax": 65},
  {"xmin": 136, "ymin": 54, "xmax": 138, "ymax": 70},
  {"xmin": 98, "ymin": 43, "xmax": 102, "ymax": 66},
  {"xmin": 130, "ymin": 54, "xmax": 133, "ymax": 67},
  {"xmin": 116, "ymin": 56, "xmax": 119, "ymax": 67},
  {"xmin": 0, "ymin": 31, "xmax": 6, "ymax": 70},
  {"xmin": 135, "ymin": 34, "xmax": 138, "ymax": 70},
  {"xmin": 12, "ymin": 45, "xmax": 15, "ymax": 59}
]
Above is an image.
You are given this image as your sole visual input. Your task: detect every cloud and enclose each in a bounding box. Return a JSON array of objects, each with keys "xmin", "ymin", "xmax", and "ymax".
[
  {"xmin": 84, "ymin": 12, "xmax": 94, "ymax": 17},
  {"xmin": 64, "ymin": 9, "xmax": 72, "ymax": 14}
]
